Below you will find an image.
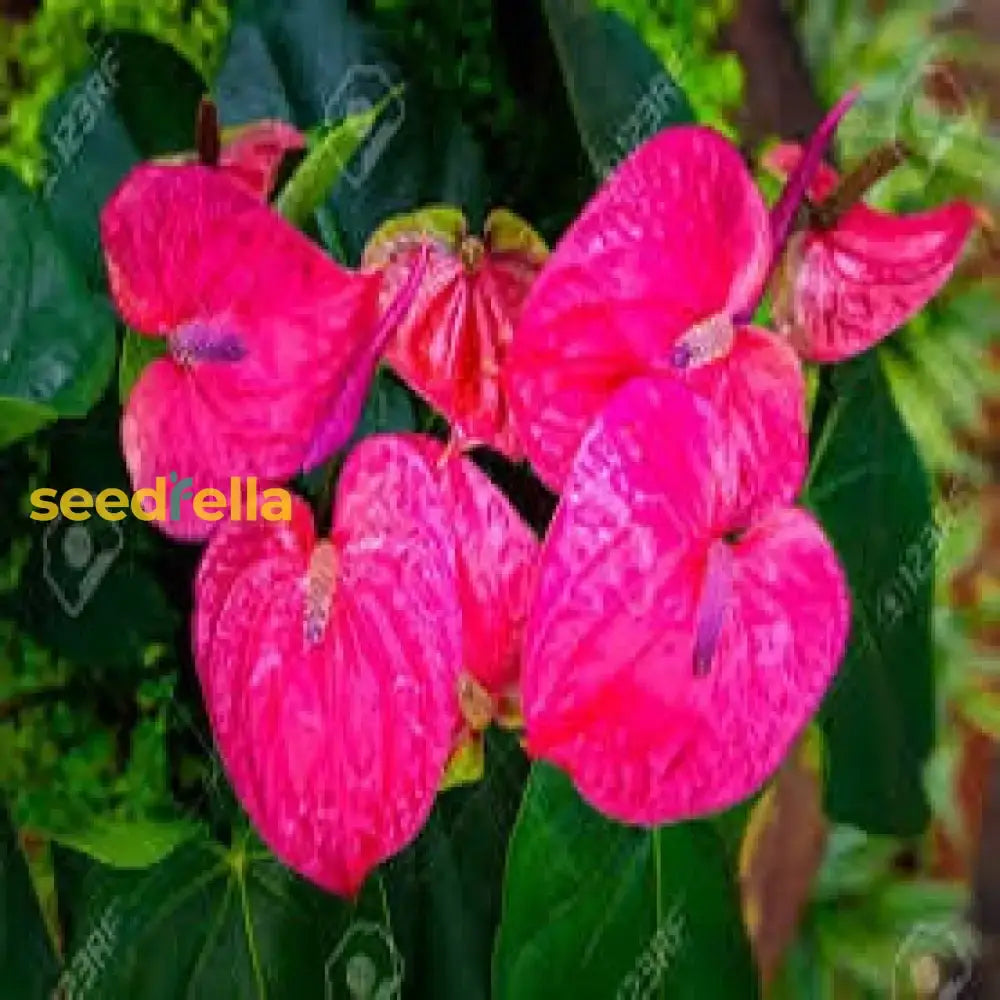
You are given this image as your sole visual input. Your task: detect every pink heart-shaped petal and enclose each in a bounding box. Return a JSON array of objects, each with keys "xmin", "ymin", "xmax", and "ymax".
[
  {"xmin": 523, "ymin": 377, "xmax": 848, "ymax": 824},
  {"xmin": 104, "ymin": 165, "xmax": 382, "ymax": 541},
  {"xmin": 194, "ymin": 437, "xmax": 463, "ymax": 894},
  {"xmin": 506, "ymin": 126, "xmax": 772, "ymax": 490}
]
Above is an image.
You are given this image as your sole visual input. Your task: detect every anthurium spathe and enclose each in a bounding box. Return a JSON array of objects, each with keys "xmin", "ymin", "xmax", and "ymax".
[
  {"xmin": 363, "ymin": 206, "xmax": 548, "ymax": 458},
  {"xmin": 102, "ymin": 164, "xmax": 395, "ymax": 541},
  {"xmin": 210, "ymin": 119, "xmax": 305, "ymax": 201},
  {"xmin": 193, "ymin": 436, "xmax": 463, "ymax": 896},
  {"xmin": 505, "ymin": 126, "xmax": 806, "ymax": 506},
  {"xmin": 521, "ymin": 377, "xmax": 849, "ymax": 825},
  {"xmin": 763, "ymin": 142, "xmax": 976, "ymax": 362},
  {"xmin": 406, "ymin": 436, "xmax": 539, "ymax": 722}
]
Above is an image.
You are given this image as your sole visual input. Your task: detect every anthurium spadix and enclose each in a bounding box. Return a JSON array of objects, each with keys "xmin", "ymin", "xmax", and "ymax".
[
  {"xmin": 521, "ymin": 377, "xmax": 849, "ymax": 825},
  {"xmin": 193, "ymin": 433, "xmax": 536, "ymax": 892},
  {"xmin": 763, "ymin": 142, "xmax": 976, "ymax": 362},
  {"xmin": 102, "ymin": 164, "xmax": 423, "ymax": 541},
  {"xmin": 363, "ymin": 207, "xmax": 548, "ymax": 458},
  {"xmin": 505, "ymin": 126, "xmax": 805, "ymax": 498}
]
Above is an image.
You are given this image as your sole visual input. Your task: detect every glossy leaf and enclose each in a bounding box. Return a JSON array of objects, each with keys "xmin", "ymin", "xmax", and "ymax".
[
  {"xmin": 53, "ymin": 831, "xmax": 393, "ymax": 998},
  {"xmin": 0, "ymin": 169, "xmax": 115, "ymax": 449},
  {"xmin": 47, "ymin": 816, "xmax": 202, "ymax": 870},
  {"xmin": 493, "ymin": 764, "xmax": 760, "ymax": 999},
  {"xmin": 214, "ymin": 0, "xmax": 486, "ymax": 263},
  {"xmin": 806, "ymin": 355, "xmax": 935, "ymax": 835},
  {"xmin": 0, "ymin": 805, "xmax": 59, "ymax": 999},
  {"xmin": 41, "ymin": 33, "xmax": 206, "ymax": 283},
  {"xmin": 542, "ymin": 0, "xmax": 693, "ymax": 177},
  {"xmin": 385, "ymin": 729, "xmax": 529, "ymax": 1000},
  {"xmin": 12, "ymin": 396, "xmax": 179, "ymax": 674}
]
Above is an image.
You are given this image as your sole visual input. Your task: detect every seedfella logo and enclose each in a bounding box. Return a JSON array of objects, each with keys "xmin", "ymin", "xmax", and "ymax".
[{"xmin": 30, "ymin": 474, "xmax": 292, "ymax": 524}]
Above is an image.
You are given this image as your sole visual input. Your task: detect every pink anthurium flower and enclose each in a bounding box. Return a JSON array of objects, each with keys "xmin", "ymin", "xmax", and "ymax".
[
  {"xmin": 505, "ymin": 126, "xmax": 806, "ymax": 506},
  {"xmin": 193, "ymin": 437, "xmax": 463, "ymax": 896},
  {"xmin": 102, "ymin": 164, "xmax": 421, "ymax": 541},
  {"xmin": 194, "ymin": 432, "xmax": 537, "ymax": 891},
  {"xmin": 522, "ymin": 377, "xmax": 849, "ymax": 825},
  {"xmin": 763, "ymin": 142, "xmax": 975, "ymax": 362},
  {"xmin": 363, "ymin": 207, "xmax": 548, "ymax": 458},
  {"xmin": 160, "ymin": 118, "xmax": 305, "ymax": 201}
]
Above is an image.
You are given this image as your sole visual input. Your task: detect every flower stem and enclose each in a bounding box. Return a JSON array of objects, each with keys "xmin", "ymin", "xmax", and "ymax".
[{"xmin": 810, "ymin": 140, "xmax": 909, "ymax": 230}]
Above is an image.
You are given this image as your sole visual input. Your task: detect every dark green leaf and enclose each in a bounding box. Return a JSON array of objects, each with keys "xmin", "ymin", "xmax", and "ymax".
[
  {"xmin": 54, "ymin": 829, "xmax": 393, "ymax": 999},
  {"xmin": 542, "ymin": 0, "xmax": 694, "ymax": 176},
  {"xmin": 493, "ymin": 764, "xmax": 759, "ymax": 999},
  {"xmin": 806, "ymin": 354, "xmax": 935, "ymax": 835},
  {"xmin": 0, "ymin": 803, "xmax": 59, "ymax": 998},
  {"xmin": 0, "ymin": 169, "xmax": 115, "ymax": 448},
  {"xmin": 354, "ymin": 368, "xmax": 417, "ymax": 441},
  {"xmin": 384, "ymin": 729, "xmax": 529, "ymax": 1000},
  {"xmin": 214, "ymin": 0, "xmax": 487, "ymax": 262},
  {"xmin": 41, "ymin": 33, "xmax": 205, "ymax": 283}
]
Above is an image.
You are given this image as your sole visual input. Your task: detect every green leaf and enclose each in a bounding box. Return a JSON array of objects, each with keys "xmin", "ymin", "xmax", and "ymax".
[
  {"xmin": 47, "ymin": 816, "xmax": 202, "ymax": 870},
  {"xmin": 384, "ymin": 729, "xmax": 528, "ymax": 1000},
  {"xmin": 54, "ymin": 830, "xmax": 393, "ymax": 998},
  {"xmin": 0, "ymin": 169, "xmax": 115, "ymax": 449},
  {"xmin": 276, "ymin": 94, "xmax": 397, "ymax": 227},
  {"xmin": 542, "ymin": 0, "xmax": 694, "ymax": 177},
  {"xmin": 493, "ymin": 764, "xmax": 759, "ymax": 999},
  {"xmin": 805, "ymin": 354, "xmax": 935, "ymax": 835},
  {"xmin": 41, "ymin": 32, "xmax": 206, "ymax": 283},
  {"xmin": 118, "ymin": 330, "xmax": 168, "ymax": 403},
  {"xmin": 0, "ymin": 803, "xmax": 59, "ymax": 998},
  {"xmin": 214, "ymin": 0, "xmax": 486, "ymax": 263},
  {"xmin": 0, "ymin": 398, "xmax": 57, "ymax": 450}
]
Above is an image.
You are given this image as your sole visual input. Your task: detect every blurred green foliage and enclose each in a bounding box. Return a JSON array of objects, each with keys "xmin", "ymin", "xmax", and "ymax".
[{"xmin": 0, "ymin": 0, "xmax": 229, "ymax": 185}]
